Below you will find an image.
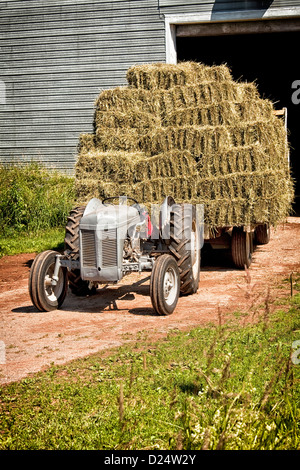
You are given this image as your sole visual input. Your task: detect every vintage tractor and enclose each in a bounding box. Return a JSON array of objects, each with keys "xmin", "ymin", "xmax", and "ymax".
[{"xmin": 29, "ymin": 196, "xmax": 202, "ymax": 316}]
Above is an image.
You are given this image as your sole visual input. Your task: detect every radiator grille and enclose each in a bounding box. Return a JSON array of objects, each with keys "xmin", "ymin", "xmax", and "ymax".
[
  {"xmin": 102, "ymin": 229, "xmax": 117, "ymax": 267},
  {"xmin": 81, "ymin": 230, "xmax": 97, "ymax": 268}
]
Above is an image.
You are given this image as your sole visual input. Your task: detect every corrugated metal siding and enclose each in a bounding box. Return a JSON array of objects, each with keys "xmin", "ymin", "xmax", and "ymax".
[
  {"xmin": 159, "ymin": 0, "xmax": 300, "ymax": 10},
  {"xmin": 1, "ymin": 0, "xmax": 300, "ymax": 172},
  {"xmin": 0, "ymin": 0, "xmax": 165, "ymax": 172}
]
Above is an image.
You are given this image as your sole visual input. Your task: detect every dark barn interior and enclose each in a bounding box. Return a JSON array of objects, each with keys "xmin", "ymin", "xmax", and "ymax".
[{"xmin": 177, "ymin": 30, "xmax": 300, "ymax": 214}]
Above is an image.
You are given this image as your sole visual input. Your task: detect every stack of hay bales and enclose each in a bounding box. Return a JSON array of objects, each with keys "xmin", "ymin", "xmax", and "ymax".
[{"xmin": 76, "ymin": 62, "xmax": 294, "ymax": 228}]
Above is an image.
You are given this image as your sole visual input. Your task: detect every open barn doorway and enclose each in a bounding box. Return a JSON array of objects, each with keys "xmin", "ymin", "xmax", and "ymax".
[{"xmin": 177, "ymin": 30, "xmax": 300, "ymax": 215}]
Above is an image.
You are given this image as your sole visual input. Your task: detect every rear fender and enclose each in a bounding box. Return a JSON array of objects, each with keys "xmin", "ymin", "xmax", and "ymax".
[{"xmin": 159, "ymin": 196, "xmax": 175, "ymax": 240}]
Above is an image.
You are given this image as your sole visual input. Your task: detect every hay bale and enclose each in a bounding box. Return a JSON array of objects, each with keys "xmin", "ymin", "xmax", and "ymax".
[
  {"xmin": 94, "ymin": 109, "xmax": 160, "ymax": 131},
  {"xmin": 126, "ymin": 62, "xmax": 232, "ymax": 89},
  {"xmin": 75, "ymin": 150, "xmax": 145, "ymax": 183},
  {"xmin": 75, "ymin": 61, "xmax": 293, "ymax": 227},
  {"xmin": 78, "ymin": 133, "xmax": 97, "ymax": 153},
  {"xmin": 93, "ymin": 127, "xmax": 141, "ymax": 152},
  {"xmin": 75, "ymin": 178, "xmax": 133, "ymax": 203},
  {"xmin": 94, "ymin": 86, "xmax": 157, "ymax": 114},
  {"xmin": 236, "ymin": 82, "xmax": 260, "ymax": 101},
  {"xmin": 155, "ymin": 81, "xmax": 259, "ymax": 115},
  {"xmin": 134, "ymin": 150, "xmax": 198, "ymax": 182}
]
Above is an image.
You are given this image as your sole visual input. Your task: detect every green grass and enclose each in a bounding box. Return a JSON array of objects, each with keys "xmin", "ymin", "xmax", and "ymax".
[
  {"xmin": 0, "ymin": 227, "xmax": 65, "ymax": 257},
  {"xmin": 0, "ymin": 162, "xmax": 75, "ymax": 257},
  {"xmin": 0, "ymin": 291, "xmax": 299, "ymax": 450}
]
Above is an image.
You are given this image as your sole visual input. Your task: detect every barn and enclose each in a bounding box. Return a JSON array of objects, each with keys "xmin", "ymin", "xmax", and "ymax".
[{"xmin": 0, "ymin": 0, "xmax": 299, "ymax": 208}]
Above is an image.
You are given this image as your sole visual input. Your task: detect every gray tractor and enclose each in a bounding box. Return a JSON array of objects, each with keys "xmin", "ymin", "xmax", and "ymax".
[{"xmin": 29, "ymin": 196, "xmax": 202, "ymax": 316}]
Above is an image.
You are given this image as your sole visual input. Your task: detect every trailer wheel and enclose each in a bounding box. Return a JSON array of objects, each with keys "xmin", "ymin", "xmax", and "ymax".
[
  {"xmin": 231, "ymin": 227, "xmax": 252, "ymax": 269},
  {"xmin": 150, "ymin": 254, "xmax": 180, "ymax": 315},
  {"xmin": 255, "ymin": 223, "xmax": 270, "ymax": 245},
  {"xmin": 29, "ymin": 250, "xmax": 68, "ymax": 312},
  {"xmin": 64, "ymin": 206, "xmax": 96, "ymax": 296},
  {"xmin": 167, "ymin": 204, "xmax": 201, "ymax": 295}
]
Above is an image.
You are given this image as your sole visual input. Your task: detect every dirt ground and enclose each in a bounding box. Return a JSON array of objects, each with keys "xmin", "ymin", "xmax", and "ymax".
[{"xmin": 0, "ymin": 217, "xmax": 299, "ymax": 385}]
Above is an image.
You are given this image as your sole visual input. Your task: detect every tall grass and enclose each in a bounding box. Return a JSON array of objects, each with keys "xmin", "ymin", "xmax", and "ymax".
[
  {"xmin": 0, "ymin": 162, "xmax": 75, "ymax": 233},
  {"xmin": 0, "ymin": 162, "xmax": 75, "ymax": 256},
  {"xmin": 0, "ymin": 288, "xmax": 299, "ymax": 450}
]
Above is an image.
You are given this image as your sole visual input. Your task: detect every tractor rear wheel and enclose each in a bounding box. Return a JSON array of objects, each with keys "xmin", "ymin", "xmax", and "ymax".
[
  {"xmin": 29, "ymin": 250, "xmax": 68, "ymax": 312},
  {"xmin": 167, "ymin": 204, "xmax": 201, "ymax": 295},
  {"xmin": 150, "ymin": 254, "xmax": 180, "ymax": 316},
  {"xmin": 64, "ymin": 206, "xmax": 96, "ymax": 296}
]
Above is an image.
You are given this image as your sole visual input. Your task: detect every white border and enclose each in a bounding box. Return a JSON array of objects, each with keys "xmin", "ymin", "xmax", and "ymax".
[{"xmin": 165, "ymin": 7, "xmax": 300, "ymax": 64}]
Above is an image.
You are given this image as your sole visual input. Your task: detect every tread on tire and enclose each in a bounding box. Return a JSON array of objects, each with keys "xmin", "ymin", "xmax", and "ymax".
[
  {"xmin": 64, "ymin": 206, "xmax": 96, "ymax": 296},
  {"xmin": 150, "ymin": 254, "xmax": 180, "ymax": 316},
  {"xmin": 231, "ymin": 227, "xmax": 252, "ymax": 269},
  {"xmin": 255, "ymin": 223, "xmax": 270, "ymax": 245},
  {"xmin": 168, "ymin": 204, "xmax": 201, "ymax": 295},
  {"xmin": 29, "ymin": 250, "xmax": 68, "ymax": 312}
]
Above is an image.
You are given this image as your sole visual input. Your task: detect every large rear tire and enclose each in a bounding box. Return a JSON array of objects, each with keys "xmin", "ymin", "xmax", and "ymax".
[
  {"xmin": 150, "ymin": 254, "xmax": 180, "ymax": 316},
  {"xmin": 64, "ymin": 206, "xmax": 96, "ymax": 296},
  {"xmin": 29, "ymin": 250, "xmax": 68, "ymax": 312},
  {"xmin": 167, "ymin": 204, "xmax": 201, "ymax": 295}
]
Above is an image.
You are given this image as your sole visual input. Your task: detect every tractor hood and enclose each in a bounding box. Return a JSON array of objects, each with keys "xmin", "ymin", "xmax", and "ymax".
[{"xmin": 80, "ymin": 198, "xmax": 140, "ymax": 232}]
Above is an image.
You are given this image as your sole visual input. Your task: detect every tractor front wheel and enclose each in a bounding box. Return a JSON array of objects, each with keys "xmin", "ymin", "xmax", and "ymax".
[
  {"xmin": 150, "ymin": 254, "xmax": 180, "ymax": 316},
  {"xmin": 29, "ymin": 250, "xmax": 68, "ymax": 312}
]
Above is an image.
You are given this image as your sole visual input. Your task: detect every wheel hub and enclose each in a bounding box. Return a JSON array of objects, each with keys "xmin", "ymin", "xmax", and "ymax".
[
  {"xmin": 164, "ymin": 276, "xmax": 173, "ymax": 296},
  {"xmin": 163, "ymin": 268, "xmax": 177, "ymax": 306},
  {"xmin": 44, "ymin": 264, "xmax": 64, "ymax": 302}
]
